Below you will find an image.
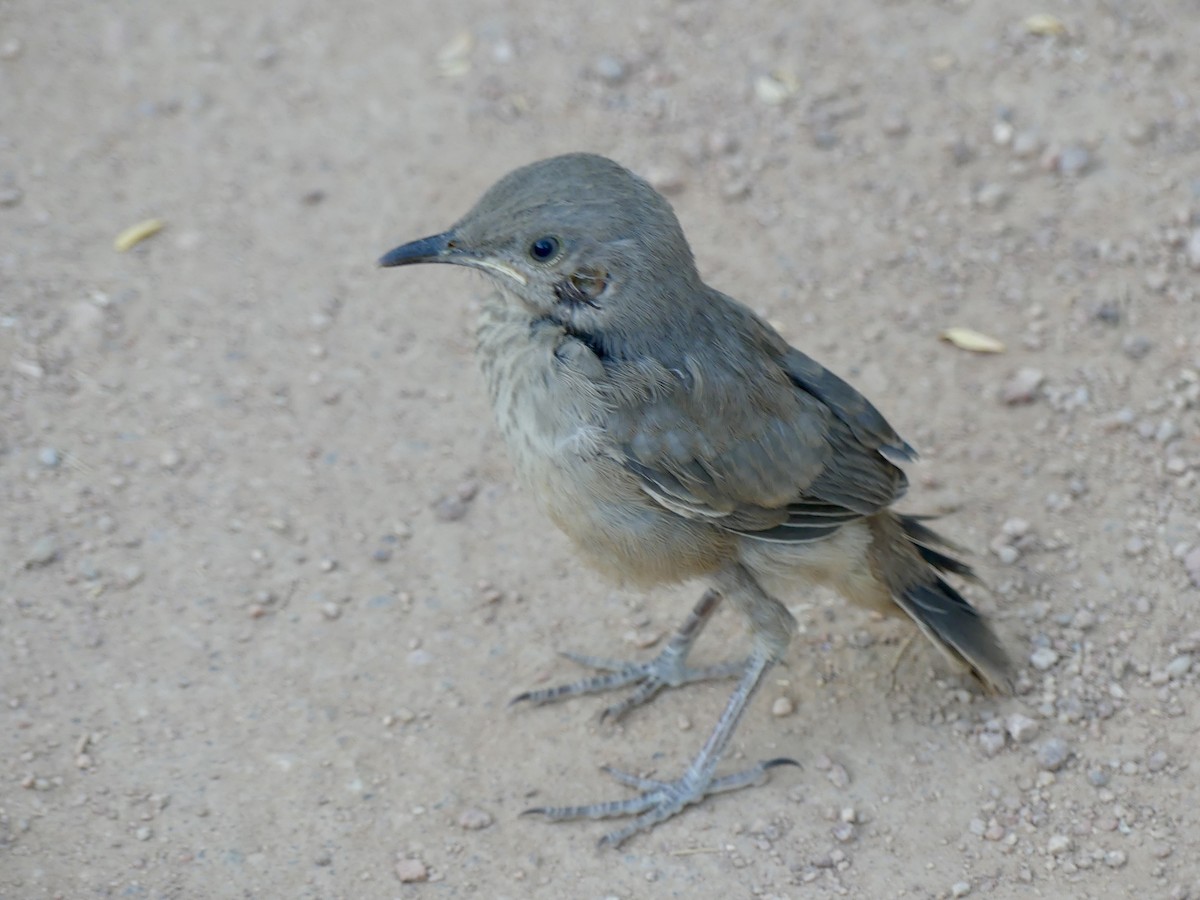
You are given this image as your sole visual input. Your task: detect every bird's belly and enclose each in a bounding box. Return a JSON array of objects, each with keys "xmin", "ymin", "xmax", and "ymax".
[{"xmin": 477, "ymin": 307, "xmax": 729, "ymax": 585}]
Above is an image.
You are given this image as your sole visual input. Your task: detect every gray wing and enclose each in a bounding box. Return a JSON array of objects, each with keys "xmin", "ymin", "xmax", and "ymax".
[{"xmin": 604, "ymin": 299, "xmax": 911, "ymax": 543}]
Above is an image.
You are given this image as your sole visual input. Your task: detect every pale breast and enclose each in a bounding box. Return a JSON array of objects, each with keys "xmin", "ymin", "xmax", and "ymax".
[{"xmin": 474, "ymin": 298, "xmax": 730, "ymax": 585}]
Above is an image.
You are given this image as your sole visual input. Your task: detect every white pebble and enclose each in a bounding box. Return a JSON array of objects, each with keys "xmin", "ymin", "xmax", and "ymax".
[
  {"xmin": 1006, "ymin": 713, "xmax": 1040, "ymax": 743},
  {"xmin": 1030, "ymin": 647, "xmax": 1059, "ymax": 671},
  {"xmin": 771, "ymin": 696, "xmax": 795, "ymax": 717}
]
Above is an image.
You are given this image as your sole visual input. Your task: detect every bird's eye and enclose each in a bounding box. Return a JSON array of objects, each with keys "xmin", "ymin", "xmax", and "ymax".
[{"xmin": 528, "ymin": 236, "xmax": 561, "ymax": 262}]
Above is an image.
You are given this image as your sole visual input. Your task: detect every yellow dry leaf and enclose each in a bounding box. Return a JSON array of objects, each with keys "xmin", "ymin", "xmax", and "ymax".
[
  {"xmin": 114, "ymin": 218, "xmax": 165, "ymax": 252},
  {"xmin": 1024, "ymin": 14, "xmax": 1067, "ymax": 37},
  {"xmin": 940, "ymin": 327, "xmax": 1006, "ymax": 354}
]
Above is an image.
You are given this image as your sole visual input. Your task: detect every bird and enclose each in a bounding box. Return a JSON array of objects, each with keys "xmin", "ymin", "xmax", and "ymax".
[{"xmin": 379, "ymin": 152, "xmax": 1012, "ymax": 847}]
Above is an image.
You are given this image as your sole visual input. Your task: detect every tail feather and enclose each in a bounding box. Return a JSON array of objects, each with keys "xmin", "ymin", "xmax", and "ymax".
[
  {"xmin": 874, "ymin": 514, "xmax": 1013, "ymax": 694},
  {"xmin": 897, "ymin": 576, "xmax": 1013, "ymax": 694}
]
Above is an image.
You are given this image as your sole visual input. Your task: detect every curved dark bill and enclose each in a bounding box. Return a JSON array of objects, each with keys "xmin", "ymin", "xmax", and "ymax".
[{"xmin": 378, "ymin": 230, "xmax": 456, "ymax": 267}]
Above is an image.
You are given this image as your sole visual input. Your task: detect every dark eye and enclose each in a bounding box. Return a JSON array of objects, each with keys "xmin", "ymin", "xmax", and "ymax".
[{"xmin": 528, "ymin": 236, "xmax": 561, "ymax": 262}]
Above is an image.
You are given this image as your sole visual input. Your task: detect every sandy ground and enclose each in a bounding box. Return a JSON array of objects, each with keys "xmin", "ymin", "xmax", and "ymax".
[{"xmin": 3, "ymin": 1, "xmax": 1200, "ymax": 897}]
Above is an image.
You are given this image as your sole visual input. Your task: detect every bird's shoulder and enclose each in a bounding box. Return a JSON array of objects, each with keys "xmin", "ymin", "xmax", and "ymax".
[{"xmin": 597, "ymin": 291, "xmax": 911, "ymax": 537}]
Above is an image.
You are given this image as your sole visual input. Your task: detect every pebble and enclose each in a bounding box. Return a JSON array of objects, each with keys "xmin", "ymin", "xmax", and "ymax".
[
  {"xmin": 771, "ymin": 696, "xmax": 795, "ymax": 717},
  {"xmin": 136, "ymin": 826, "xmax": 153, "ymax": 841},
  {"xmin": 38, "ymin": 447, "xmax": 60, "ymax": 468},
  {"xmin": 975, "ymin": 182, "xmax": 1009, "ymax": 211},
  {"xmin": 1104, "ymin": 849, "xmax": 1127, "ymax": 868},
  {"xmin": 1047, "ymin": 833, "xmax": 1072, "ymax": 855},
  {"xmin": 825, "ymin": 763, "xmax": 850, "ymax": 789},
  {"xmin": 433, "ymin": 494, "xmax": 471, "ymax": 521},
  {"xmin": 25, "ymin": 535, "xmax": 58, "ymax": 568},
  {"xmin": 458, "ymin": 807, "xmax": 493, "ymax": 830},
  {"xmin": 1146, "ymin": 750, "xmax": 1169, "ymax": 773},
  {"xmin": 1183, "ymin": 546, "xmax": 1200, "ymax": 588},
  {"xmin": 1121, "ymin": 334, "xmax": 1153, "ymax": 360},
  {"xmin": 951, "ymin": 880, "xmax": 972, "ymax": 897},
  {"xmin": 979, "ymin": 730, "xmax": 1006, "ymax": 757},
  {"xmin": 1002, "ymin": 368, "xmax": 1044, "ymax": 405},
  {"xmin": 1012, "ymin": 130, "xmax": 1042, "ymax": 158},
  {"xmin": 1186, "ymin": 229, "xmax": 1200, "ymax": 271},
  {"xmin": 394, "ymin": 858, "xmax": 428, "ymax": 883},
  {"xmin": 832, "ymin": 822, "xmax": 855, "ymax": 842},
  {"xmin": 1086, "ymin": 767, "xmax": 1110, "ymax": 787},
  {"xmin": 1030, "ymin": 647, "xmax": 1059, "ymax": 671},
  {"xmin": 0, "ymin": 186, "xmax": 22, "ymax": 207},
  {"xmin": 1166, "ymin": 654, "xmax": 1192, "ymax": 679},
  {"xmin": 593, "ymin": 55, "xmax": 627, "ymax": 85},
  {"xmin": 1036, "ymin": 737, "xmax": 1070, "ymax": 771},
  {"xmin": 646, "ymin": 167, "xmax": 686, "ymax": 196},
  {"xmin": 1006, "ymin": 713, "xmax": 1040, "ymax": 743},
  {"xmin": 1057, "ymin": 144, "xmax": 1092, "ymax": 177},
  {"xmin": 880, "ymin": 111, "xmax": 910, "ymax": 137}
]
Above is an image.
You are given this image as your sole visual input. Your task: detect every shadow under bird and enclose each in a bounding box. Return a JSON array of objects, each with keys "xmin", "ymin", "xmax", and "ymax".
[{"xmin": 379, "ymin": 153, "xmax": 1012, "ymax": 847}]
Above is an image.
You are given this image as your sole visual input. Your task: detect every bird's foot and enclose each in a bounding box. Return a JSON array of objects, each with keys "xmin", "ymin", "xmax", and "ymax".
[
  {"xmin": 524, "ymin": 758, "xmax": 798, "ymax": 847},
  {"xmin": 512, "ymin": 647, "xmax": 745, "ymax": 721}
]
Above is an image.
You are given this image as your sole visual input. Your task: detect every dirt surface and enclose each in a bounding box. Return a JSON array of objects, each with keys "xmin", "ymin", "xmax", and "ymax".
[{"xmin": 3, "ymin": 2, "xmax": 1200, "ymax": 897}]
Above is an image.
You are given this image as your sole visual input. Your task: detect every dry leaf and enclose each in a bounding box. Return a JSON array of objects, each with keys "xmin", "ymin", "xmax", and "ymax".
[
  {"xmin": 1024, "ymin": 14, "xmax": 1067, "ymax": 37},
  {"xmin": 940, "ymin": 327, "xmax": 1006, "ymax": 354},
  {"xmin": 114, "ymin": 218, "xmax": 165, "ymax": 252}
]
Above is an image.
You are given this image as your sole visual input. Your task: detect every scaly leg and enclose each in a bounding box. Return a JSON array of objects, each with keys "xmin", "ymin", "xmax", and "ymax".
[
  {"xmin": 523, "ymin": 565, "xmax": 799, "ymax": 846},
  {"xmin": 512, "ymin": 589, "xmax": 744, "ymax": 721}
]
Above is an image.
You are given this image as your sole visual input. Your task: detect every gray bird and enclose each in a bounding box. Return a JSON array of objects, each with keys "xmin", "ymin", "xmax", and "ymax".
[{"xmin": 380, "ymin": 153, "xmax": 1011, "ymax": 847}]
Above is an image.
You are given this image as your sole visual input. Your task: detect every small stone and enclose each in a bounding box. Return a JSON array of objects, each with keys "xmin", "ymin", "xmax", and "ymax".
[
  {"xmin": 1002, "ymin": 368, "xmax": 1044, "ymax": 405},
  {"xmin": 832, "ymin": 822, "xmax": 855, "ymax": 842},
  {"xmin": 38, "ymin": 447, "xmax": 61, "ymax": 467},
  {"xmin": 159, "ymin": 448, "xmax": 183, "ymax": 470},
  {"xmin": 881, "ymin": 111, "xmax": 909, "ymax": 137},
  {"xmin": 1104, "ymin": 849, "xmax": 1127, "ymax": 868},
  {"xmin": 1057, "ymin": 144, "xmax": 1092, "ymax": 177},
  {"xmin": 1030, "ymin": 647, "xmax": 1059, "ymax": 671},
  {"xmin": 593, "ymin": 54, "xmax": 627, "ymax": 85},
  {"xmin": 979, "ymin": 731, "xmax": 1006, "ymax": 757},
  {"xmin": 394, "ymin": 858, "xmax": 428, "ymax": 883},
  {"xmin": 1047, "ymin": 833, "xmax": 1072, "ymax": 855},
  {"xmin": 1146, "ymin": 750, "xmax": 1169, "ymax": 773},
  {"xmin": 996, "ymin": 545, "xmax": 1019, "ymax": 565},
  {"xmin": 1166, "ymin": 654, "xmax": 1192, "ymax": 679},
  {"xmin": 1086, "ymin": 767, "xmax": 1110, "ymax": 787},
  {"xmin": 975, "ymin": 182, "xmax": 1009, "ymax": 211},
  {"xmin": 1007, "ymin": 713, "xmax": 1040, "ymax": 743},
  {"xmin": 1012, "ymin": 130, "xmax": 1042, "ymax": 158},
  {"xmin": 983, "ymin": 821, "xmax": 1006, "ymax": 841},
  {"xmin": 825, "ymin": 763, "xmax": 850, "ymax": 789},
  {"xmin": 117, "ymin": 565, "xmax": 144, "ymax": 589},
  {"xmin": 951, "ymin": 880, "xmax": 972, "ymax": 897},
  {"xmin": 0, "ymin": 186, "xmax": 22, "ymax": 207},
  {"xmin": 433, "ymin": 494, "xmax": 470, "ymax": 521},
  {"xmin": 1036, "ymin": 737, "xmax": 1070, "ymax": 771},
  {"xmin": 646, "ymin": 167, "xmax": 686, "ymax": 196},
  {"xmin": 136, "ymin": 826, "xmax": 152, "ymax": 841},
  {"xmin": 25, "ymin": 535, "xmax": 58, "ymax": 568},
  {"xmin": 458, "ymin": 807, "xmax": 493, "ymax": 830},
  {"xmin": 1187, "ymin": 229, "xmax": 1200, "ymax": 271},
  {"xmin": 771, "ymin": 696, "xmax": 795, "ymax": 717},
  {"xmin": 1002, "ymin": 518, "xmax": 1030, "ymax": 538},
  {"xmin": 1121, "ymin": 334, "xmax": 1153, "ymax": 360},
  {"xmin": 321, "ymin": 602, "xmax": 341, "ymax": 620},
  {"xmin": 1185, "ymin": 547, "xmax": 1200, "ymax": 588},
  {"xmin": 318, "ymin": 557, "xmax": 337, "ymax": 573},
  {"xmin": 0, "ymin": 38, "xmax": 21, "ymax": 60}
]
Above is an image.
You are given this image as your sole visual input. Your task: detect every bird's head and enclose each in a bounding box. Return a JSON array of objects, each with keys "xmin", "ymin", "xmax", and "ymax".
[{"xmin": 379, "ymin": 153, "xmax": 699, "ymax": 341}]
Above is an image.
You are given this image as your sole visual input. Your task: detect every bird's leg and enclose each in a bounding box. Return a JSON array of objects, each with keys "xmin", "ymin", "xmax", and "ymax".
[
  {"xmin": 512, "ymin": 588, "xmax": 745, "ymax": 721},
  {"xmin": 524, "ymin": 565, "xmax": 799, "ymax": 847}
]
